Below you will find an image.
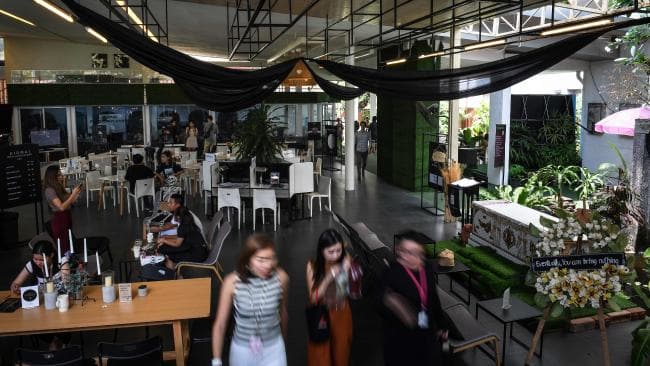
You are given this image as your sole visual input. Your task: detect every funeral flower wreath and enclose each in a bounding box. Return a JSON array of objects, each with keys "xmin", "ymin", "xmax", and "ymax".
[{"xmin": 530, "ymin": 210, "xmax": 631, "ymax": 310}]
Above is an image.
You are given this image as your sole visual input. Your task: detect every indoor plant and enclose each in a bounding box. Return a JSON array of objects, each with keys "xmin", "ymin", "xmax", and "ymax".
[{"xmin": 232, "ymin": 104, "xmax": 283, "ymax": 164}]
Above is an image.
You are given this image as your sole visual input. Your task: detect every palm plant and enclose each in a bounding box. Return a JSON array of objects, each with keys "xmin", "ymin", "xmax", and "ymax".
[
  {"xmin": 537, "ymin": 165, "xmax": 580, "ymax": 209},
  {"xmin": 232, "ymin": 104, "xmax": 283, "ymax": 164},
  {"xmin": 575, "ymin": 167, "xmax": 605, "ymax": 210}
]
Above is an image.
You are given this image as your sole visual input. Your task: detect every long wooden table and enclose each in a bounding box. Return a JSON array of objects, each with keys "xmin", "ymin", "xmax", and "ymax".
[{"xmin": 0, "ymin": 278, "xmax": 210, "ymax": 366}]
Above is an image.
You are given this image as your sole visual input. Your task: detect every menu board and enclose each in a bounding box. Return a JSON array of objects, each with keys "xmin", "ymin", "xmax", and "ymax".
[
  {"xmin": 0, "ymin": 144, "xmax": 42, "ymax": 209},
  {"xmin": 493, "ymin": 124, "xmax": 506, "ymax": 168},
  {"xmin": 428, "ymin": 141, "xmax": 446, "ymax": 191}
]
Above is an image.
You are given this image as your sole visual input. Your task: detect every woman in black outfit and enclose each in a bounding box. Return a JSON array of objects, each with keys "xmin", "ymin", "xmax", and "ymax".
[
  {"xmin": 156, "ymin": 206, "xmax": 208, "ymax": 269},
  {"xmin": 381, "ymin": 230, "xmax": 448, "ymax": 366}
]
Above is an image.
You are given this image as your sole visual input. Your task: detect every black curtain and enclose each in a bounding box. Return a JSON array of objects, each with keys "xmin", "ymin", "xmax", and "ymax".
[{"xmin": 62, "ymin": 0, "xmax": 650, "ymax": 110}]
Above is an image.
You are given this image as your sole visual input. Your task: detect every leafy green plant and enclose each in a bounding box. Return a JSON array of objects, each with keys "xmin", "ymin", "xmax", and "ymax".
[
  {"xmin": 509, "ymin": 122, "xmax": 539, "ymax": 168},
  {"xmin": 538, "ymin": 112, "xmax": 575, "ymax": 145},
  {"xmin": 233, "ymin": 104, "xmax": 283, "ymax": 164},
  {"xmin": 489, "ymin": 175, "xmax": 554, "ymax": 213},
  {"xmin": 632, "ymin": 318, "xmax": 650, "ymax": 366},
  {"xmin": 537, "ymin": 165, "xmax": 580, "ymax": 209},
  {"xmin": 575, "ymin": 167, "xmax": 605, "ymax": 209},
  {"xmin": 509, "ymin": 164, "xmax": 527, "ymax": 181}
]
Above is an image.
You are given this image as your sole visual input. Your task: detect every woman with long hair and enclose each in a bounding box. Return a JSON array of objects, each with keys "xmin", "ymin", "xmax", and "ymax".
[
  {"xmin": 212, "ymin": 234, "xmax": 289, "ymax": 366},
  {"xmin": 156, "ymin": 205, "xmax": 208, "ymax": 269},
  {"xmin": 306, "ymin": 229, "xmax": 354, "ymax": 366},
  {"xmin": 10, "ymin": 240, "xmax": 70, "ymax": 294},
  {"xmin": 185, "ymin": 120, "xmax": 199, "ymax": 151},
  {"xmin": 43, "ymin": 165, "xmax": 82, "ymax": 253}
]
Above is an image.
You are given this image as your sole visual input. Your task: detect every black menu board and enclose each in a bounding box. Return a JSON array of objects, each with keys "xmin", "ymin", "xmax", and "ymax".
[
  {"xmin": 494, "ymin": 124, "xmax": 506, "ymax": 168},
  {"xmin": 0, "ymin": 144, "xmax": 41, "ymax": 209}
]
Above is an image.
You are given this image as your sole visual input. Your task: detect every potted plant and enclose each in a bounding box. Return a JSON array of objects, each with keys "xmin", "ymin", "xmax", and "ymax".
[{"xmin": 232, "ymin": 104, "xmax": 283, "ymax": 164}]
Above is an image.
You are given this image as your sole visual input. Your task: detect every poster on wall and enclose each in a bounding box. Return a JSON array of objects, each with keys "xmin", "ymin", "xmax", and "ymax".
[
  {"xmin": 493, "ymin": 124, "xmax": 506, "ymax": 168},
  {"xmin": 0, "ymin": 144, "xmax": 41, "ymax": 209},
  {"xmin": 91, "ymin": 53, "xmax": 108, "ymax": 68},
  {"xmin": 428, "ymin": 141, "xmax": 446, "ymax": 191},
  {"xmin": 113, "ymin": 54, "xmax": 130, "ymax": 68},
  {"xmin": 587, "ymin": 103, "xmax": 606, "ymax": 133}
]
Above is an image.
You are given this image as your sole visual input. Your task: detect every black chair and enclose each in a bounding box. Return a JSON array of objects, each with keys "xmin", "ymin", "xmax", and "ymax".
[
  {"xmin": 16, "ymin": 345, "xmax": 83, "ymax": 366},
  {"xmin": 97, "ymin": 336, "xmax": 163, "ymax": 366},
  {"xmin": 77, "ymin": 236, "xmax": 114, "ymax": 267}
]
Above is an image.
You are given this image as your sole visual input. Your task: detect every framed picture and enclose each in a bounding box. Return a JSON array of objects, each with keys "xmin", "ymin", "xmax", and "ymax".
[
  {"xmin": 587, "ymin": 103, "xmax": 606, "ymax": 134},
  {"xmin": 113, "ymin": 54, "xmax": 130, "ymax": 68},
  {"xmin": 91, "ymin": 53, "xmax": 108, "ymax": 69}
]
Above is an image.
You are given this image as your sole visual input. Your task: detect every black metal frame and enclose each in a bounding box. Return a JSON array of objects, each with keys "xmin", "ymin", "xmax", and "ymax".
[
  {"xmin": 105, "ymin": 0, "xmax": 169, "ymax": 46},
  {"xmin": 420, "ymin": 132, "xmax": 447, "ymax": 216}
]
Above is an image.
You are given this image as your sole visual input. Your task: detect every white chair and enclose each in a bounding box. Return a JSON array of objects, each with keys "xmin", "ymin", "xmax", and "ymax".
[
  {"xmin": 85, "ymin": 170, "xmax": 114, "ymax": 209},
  {"xmin": 103, "ymin": 165, "xmax": 112, "ymax": 176},
  {"xmin": 307, "ymin": 176, "xmax": 331, "ymax": 217},
  {"xmin": 218, "ymin": 188, "xmax": 245, "ymax": 230},
  {"xmin": 131, "ymin": 147, "xmax": 145, "ymax": 160},
  {"xmin": 127, "ymin": 177, "xmax": 155, "ymax": 217},
  {"xmin": 314, "ymin": 157, "xmax": 322, "ymax": 183},
  {"xmin": 253, "ymin": 189, "xmax": 280, "ymax": 232},
  {"xmin": 179, "ymin": 151, "xmax": 191, "ymax": 162}
]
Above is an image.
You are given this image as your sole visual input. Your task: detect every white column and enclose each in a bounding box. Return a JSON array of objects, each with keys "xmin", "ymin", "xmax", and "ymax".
[
  {"xmin": 448, "ymin": 31, "xmax": 462, "ymax": 161},
  {"xmin": 369, "ymin": 93, "xmax": 377, "ymax": 118},
  {"xmin": 12, "ymin": 107, "xmax": 21, "ymax": 144},
  {"xmin": 487, "ymin": 88, "xmax": 511, "ymax": 185},
  {"xmin": 143, "ymin": 105, "xmax": 151, "ymax": 146},
  {"xmin": 344, "ymin": 52, "xmax": 358, "ymax": 191},
  {"xmin": 67, "ymin": 106, "xmax": 77, "ymax": 156}
]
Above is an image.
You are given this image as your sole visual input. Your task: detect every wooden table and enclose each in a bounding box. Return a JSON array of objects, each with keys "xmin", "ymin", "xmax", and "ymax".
[
  {"xmin": 0, "ymin": 278, "xmax": 210, "ymax": 366},
  {"xmin": 99, "ymin": 175, "xmax": 127, "ymax": 215}
]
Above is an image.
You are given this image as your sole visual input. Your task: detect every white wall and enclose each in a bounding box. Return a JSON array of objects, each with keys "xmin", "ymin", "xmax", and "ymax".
[
  {"xmin": 580, "ymin": 61, "xmax": 635, "ymax": 172},
  {"xmin": 4, "ymin": 37, "xmax": 155, "ymax": 78}
]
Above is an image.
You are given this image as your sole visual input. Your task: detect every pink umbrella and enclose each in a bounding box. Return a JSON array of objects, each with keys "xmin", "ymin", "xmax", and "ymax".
[{"xmin": 594, "ymin": 106, "xmax": 650, "ymax": 136}]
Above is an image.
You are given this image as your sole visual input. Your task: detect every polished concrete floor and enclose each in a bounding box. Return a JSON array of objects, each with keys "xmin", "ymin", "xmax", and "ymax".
[{"xmin": 0, "ymin": 163, "xmax": 640, "ymax": 365}]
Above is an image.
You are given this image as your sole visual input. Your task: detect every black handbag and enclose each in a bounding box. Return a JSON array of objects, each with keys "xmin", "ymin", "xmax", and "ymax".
[{"xmin": 305, "ymin": 304, "xmax": 330, "ymax": 342}]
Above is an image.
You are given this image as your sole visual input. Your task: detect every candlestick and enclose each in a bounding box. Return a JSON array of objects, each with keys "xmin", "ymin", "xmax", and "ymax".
[
  {"xmin": 57, "ymin": 238, "xmax": 62, "ymax": 263},
  {"xmin": 69, "ymin": 229, "xmax": 74, "ymax": 253},
  {"xmin": 96, "ymin": 251, "xmax": 101, "ymax": 275},
  {"xmin": 43, "ymin": 252, "xmax": 49, "ymax": 278},
  {"xmin": 84, "ymin": 238, "xmax": 88, "ymax": 263}
]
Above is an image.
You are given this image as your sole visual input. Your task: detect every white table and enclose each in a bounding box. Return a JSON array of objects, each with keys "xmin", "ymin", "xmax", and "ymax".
[
  {"xmin": 39, "ymin": 147, "xmax": 68, "ymax": 163},
  {"xmin": 470, "ymin": 200, "xmax": 558, "ymax": 263}
]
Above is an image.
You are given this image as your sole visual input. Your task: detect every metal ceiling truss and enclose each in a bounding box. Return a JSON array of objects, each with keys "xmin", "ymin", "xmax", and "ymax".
[
  {"xmin": 105, "ymin": 0, "xmax": 169, "ymax": 45},
  {"xmin": 227, "ymin": 0, "xmax": 322, "ymax": 61}
]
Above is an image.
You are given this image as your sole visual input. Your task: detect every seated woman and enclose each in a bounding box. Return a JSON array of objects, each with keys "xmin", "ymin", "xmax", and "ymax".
[
  {"xmin": 11, "ymin": 240, "xmax": 70, "ymax": 294},
  {"xmin": 10, "ymin": 240, "xmax": 71, "ymax": 350},
  {"xmin": 156, "ymin": 206, "xmax": 208, "ymax": 269}
]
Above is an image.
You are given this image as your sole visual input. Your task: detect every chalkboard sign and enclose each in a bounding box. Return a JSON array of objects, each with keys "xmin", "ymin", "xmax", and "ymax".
[
  {"xmin": 0, "ymin": 144, "xmax": 42, "ymax": 209},
  {"xmin": 531, "ymin": 253, "xmax": 625, "ymax": 272},
  {"xmin": 494, "ymin": 124, "xmax": 506, "ymax": 168},
  {"xmin": 428, "ymin": 141, "xmax": 446, "ymax": 191}
]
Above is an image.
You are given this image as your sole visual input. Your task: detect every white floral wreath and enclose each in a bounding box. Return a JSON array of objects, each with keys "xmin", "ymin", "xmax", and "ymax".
[{"xmin": 532, "ymin": 212, "xmax": 630, "ymax": 309}]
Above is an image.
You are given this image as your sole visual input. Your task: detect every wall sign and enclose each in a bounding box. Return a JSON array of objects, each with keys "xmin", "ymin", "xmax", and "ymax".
[
  {"xmin": 531, "ymin": 253, "xmax": 625, "ymax": 272},
  {"xmin": 428, "ymin": 141, "xmax": 446, "ymax": 191},
  {"xmin": 0, "ymin": 144, "xmax": 41, "ymax": 209},
  {"xmin": 493, "ymin": 124, "xmax": 506, "ymax": 168}
]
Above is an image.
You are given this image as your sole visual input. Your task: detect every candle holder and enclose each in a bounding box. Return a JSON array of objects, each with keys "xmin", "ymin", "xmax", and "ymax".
[{"xmin": 102, "ymin": 270, "xmax": 116, "ymax": 303}]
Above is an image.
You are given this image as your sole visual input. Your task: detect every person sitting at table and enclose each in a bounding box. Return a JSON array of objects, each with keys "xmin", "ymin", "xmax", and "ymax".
[
  {"xmin": 125, "ymin": 154, "xmax": 155, "ymax": 193},
  {"xmin": 10, "ymin": 240, "xmax": 72, "ymax": 350},
  {"xmin": 156, "ymin": 205, "xmax": 208, "ymax": 269},
  {"xmin": 144, "ymin": 193, "xmax": 204, "ymax": 237},
  {"xmin": 155, "ymin": 150, "xmax": 183, "ymax": 185}
]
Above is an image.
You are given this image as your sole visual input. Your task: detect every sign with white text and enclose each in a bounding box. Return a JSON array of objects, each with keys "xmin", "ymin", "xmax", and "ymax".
[{"xmin": 531, "ymin": 253, "xmax": 625, "ymax": 272}]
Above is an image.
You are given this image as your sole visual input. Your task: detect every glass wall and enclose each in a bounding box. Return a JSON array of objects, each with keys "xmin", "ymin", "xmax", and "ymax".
[
  {"xmin": 149, "ymin": 105, "xmax": 210, "ymax": 145},
  {"xmin": 75, "ymin": 106, "xmax": 143, "ymax": 155},
  {"xmin": 19, "ymin": 107, "xmax": 67, "ymax": 147}
]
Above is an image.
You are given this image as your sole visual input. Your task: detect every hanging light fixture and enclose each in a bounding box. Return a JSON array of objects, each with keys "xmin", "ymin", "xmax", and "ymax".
[
  {"xmin": 541, "ymin": 19, "xmax": 612, "ymax": 36},
  {"xmin": 33, "ymin": 0, "xmax": 74, "ymax": 23},
  {"xmin": 463, "ymin": 39, "xmax": 506, "ymax": 51},
  {"xmin": 0, "ymin": 8, "xmax": 35, "ymax": 26},
  {"xmin": 86, "ymin": 27, "xmax": 108, "ymax": 43},
  {"xmin": 418, "ymin": 51, "xmax": 444, "ymax": 59},
  {"xmin": 386, "ymin": 58, "xmax": 406, "ymax": 65}
]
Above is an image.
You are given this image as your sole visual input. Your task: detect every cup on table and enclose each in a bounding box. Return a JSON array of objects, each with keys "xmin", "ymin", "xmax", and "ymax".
[
  {"xmin": 132, "ymin": 245, "xmax": 141, "ymax": 258},
  {"xmin": 138, "ymin": 284, "xmax": 148, "ymax": 297},
  {"xmin": 44, "ymin": 291, "xmax": 57, "ymax": 310},
  {"xmin": 56, "ymin": 294, "xmax": 69, "ymax": 312}
]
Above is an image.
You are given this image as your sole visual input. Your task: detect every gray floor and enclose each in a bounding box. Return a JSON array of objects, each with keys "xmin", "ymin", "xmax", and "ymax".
[{"xmin": 0, "ymin": 163, "xmax": 640, "ymax": 365}]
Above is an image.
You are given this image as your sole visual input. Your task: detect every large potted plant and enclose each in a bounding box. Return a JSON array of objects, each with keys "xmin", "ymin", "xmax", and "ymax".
[{"xmin": 233, "ymin": 104, "xmax": 283, "ymax": 164}]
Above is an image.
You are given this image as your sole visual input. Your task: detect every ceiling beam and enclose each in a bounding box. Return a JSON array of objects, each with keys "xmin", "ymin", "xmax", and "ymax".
[{"xmin": 228, "ymin": 0, "xmax": 267, "ymax": 60}]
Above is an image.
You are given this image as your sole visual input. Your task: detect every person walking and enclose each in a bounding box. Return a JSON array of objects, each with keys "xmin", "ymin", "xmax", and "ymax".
[
  {"xmin": 203, "ymin": 115, "xmax": 218, "ymax": 154},
  {"xmin": 212, "ymin": 234, "xmax": 290, "ymax": 366},
  {"xmin": 355, "ymin": 121, "xmax": 371, "ymax": 180},
  {"xmin": 381, "ymin": 230, "xmax": 448, "ymax": 366},
  {"xmin": 306, "ymin": 229, "xmax": 354, "ymax": 366}
]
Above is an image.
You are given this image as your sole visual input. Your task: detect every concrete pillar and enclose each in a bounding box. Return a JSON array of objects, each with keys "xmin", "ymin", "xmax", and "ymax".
[
  {"xmin": 487, "ymin": 88, "xmax": 511, "ymax": 185},
  {"xmin": 369, "ymin": 93, "xmax": 377, "ymax": 118},
  {"xmin": 448, "ymin": 31, "xmax": 462, "ymax": 161},
  {"xmin": 345, "ymin": 52, "xmax": 358, "ymax": 191},
  {"xmin": 632, "ymin": 119, "xmax": 650, "ymax": 233}
]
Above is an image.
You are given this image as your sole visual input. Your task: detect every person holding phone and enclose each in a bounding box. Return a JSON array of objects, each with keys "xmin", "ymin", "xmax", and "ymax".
[{"xmin": 43, "ymin": 165, "xmax": 82, "ymax": 253}]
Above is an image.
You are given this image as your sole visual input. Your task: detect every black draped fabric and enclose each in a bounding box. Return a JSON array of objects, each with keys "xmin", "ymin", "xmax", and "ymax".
[{"xmin": 61, "ymin": 0, "xmax": 650, "ymax": 109}]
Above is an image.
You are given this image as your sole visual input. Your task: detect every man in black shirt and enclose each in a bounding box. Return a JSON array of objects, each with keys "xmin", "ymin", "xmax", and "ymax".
[{"xmin": 125, "ymin": 154, "xmax": 155, "ymax": 192}]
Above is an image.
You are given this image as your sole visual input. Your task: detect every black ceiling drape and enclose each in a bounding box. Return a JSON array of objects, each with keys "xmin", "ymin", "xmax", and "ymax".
[{"xmin": 62, "ymin": 0, "xmax": 650, "ymax": 111}]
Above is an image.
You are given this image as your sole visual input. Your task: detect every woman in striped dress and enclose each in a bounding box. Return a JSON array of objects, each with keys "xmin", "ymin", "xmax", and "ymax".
[{"xmin": 212, "ymin": 234, "xmax": 290, "ymax": 366}]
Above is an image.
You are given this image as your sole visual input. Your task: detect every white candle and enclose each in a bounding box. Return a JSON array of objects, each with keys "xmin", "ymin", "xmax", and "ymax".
[
  {"xmin": 69, "ymin": 229, "xmax": 74, "ymax": 253},
  {"xmin": 43, "ymin": 252, "xmax": 49, "ymax": 278},
  {"xmin": 84, "ymin": 238, "xmax": 88, "ymax": 263},
  {"xmin": 105, "ymin": 275, "xmax": 112, "ymax": 287},
  {"xmin": 46, "ymin": 282, "xmax": 54, "ymax": 293},
  {"xmin": 57, "ymin": 238, "xmax": 62, "ymax": 263},
  {"xmin": 96, "ymin": 251, "xmax": 101, "ymax": 276}
]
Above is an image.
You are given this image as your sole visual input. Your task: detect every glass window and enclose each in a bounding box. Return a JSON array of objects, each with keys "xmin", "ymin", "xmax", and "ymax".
[
  {"xmin": 75, "ymin": 106, "xmax": 143, "ymax": 155},
  {"xmin": 19, "ymin": 107, "xmax": 67, "ymax": 148},
  {"xmin": 149, "ymin": 105, "xmax": 209, "ymax": 145},
  {"xmin": 44, "ymin": 108, "xmax": 68, "ymax": 147},
  {"xmin": 20, "ymin": 108, "xmax": 43, "ymax": 144}
]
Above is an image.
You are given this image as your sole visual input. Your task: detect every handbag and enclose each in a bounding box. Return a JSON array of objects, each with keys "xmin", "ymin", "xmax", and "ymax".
[{"xmin": 305, "ymin": 303, "xmax": 330, "ymax": 342}]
